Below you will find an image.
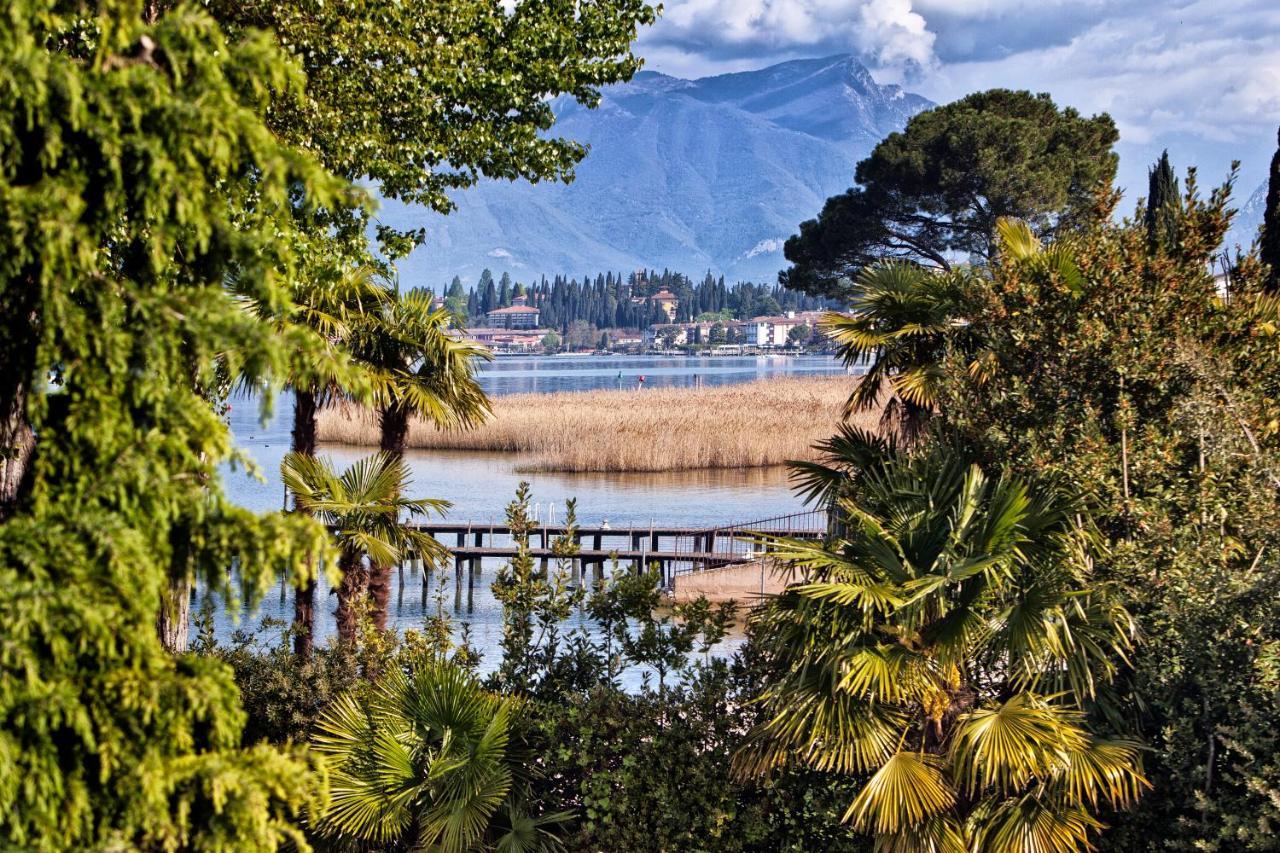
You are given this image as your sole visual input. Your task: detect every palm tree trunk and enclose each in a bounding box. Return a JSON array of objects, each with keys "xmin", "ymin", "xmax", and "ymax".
[
  {"xmin": 335, "ymin": 549, "xmax": 367, "ymax": 644},
  {"xmin": 292, "ymin": 388, "xmax": 320, "ymax": 659},
  {"xmin": 368, "ymin": 401, "xmax": 412, "ymax": 633}
]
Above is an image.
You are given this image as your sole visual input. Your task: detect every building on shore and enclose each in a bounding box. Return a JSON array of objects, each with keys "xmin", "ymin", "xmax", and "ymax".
[
  {"xmin": 485, "ymin": 295, "xmax": 540, "ymax": 329},
  {"xmin": 739, "ymin": 311, "xmax": 824, "ymax": 348},
  {"xmin": 460, "ymin": 326, "xmax": 542, "ymax": 354},
  {"xmin": 630, "ymin": 288, "xmax": 679, "ymax": 321}
]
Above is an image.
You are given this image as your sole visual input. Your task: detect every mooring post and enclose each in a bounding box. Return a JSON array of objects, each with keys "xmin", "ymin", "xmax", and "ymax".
[
  {"xmin": 592, "ymin": 532, "xmax": 602, "ymax": 550},
  {"xmin": 454, "ymin": 560, "xmax": 463, "ymax": 611}
]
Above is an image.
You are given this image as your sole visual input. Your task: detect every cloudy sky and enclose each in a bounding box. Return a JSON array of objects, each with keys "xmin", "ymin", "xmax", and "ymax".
[{"xmin": 636, "ymin": 0, "xmax": 1280, "ymax": 199}]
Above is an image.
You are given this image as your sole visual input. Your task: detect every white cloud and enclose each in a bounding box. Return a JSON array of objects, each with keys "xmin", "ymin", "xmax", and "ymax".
[
  {"xmin": 912, "ymin": 0, "xmax": 1280, "ymax": 182},
  {"xmin": 642, "ymin": 0, "xmax": 937, "ymax": 76},
  {"xmin": 644, "ymin": 0, "xmax": 1280, "ymax": 190}
]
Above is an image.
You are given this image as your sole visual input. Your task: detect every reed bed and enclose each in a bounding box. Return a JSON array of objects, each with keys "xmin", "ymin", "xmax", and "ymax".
[{"xmin": 317, "ymin": 375, "xmax": 877, "ymax": 473}]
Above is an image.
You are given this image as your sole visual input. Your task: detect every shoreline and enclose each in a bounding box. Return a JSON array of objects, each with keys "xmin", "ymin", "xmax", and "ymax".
[{"xmin": 317, "ymin": 375, "xmax": 876, "ymax": 473}]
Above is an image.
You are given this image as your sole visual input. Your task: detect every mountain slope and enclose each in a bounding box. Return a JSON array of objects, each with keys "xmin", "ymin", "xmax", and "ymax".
[{"xmin": 383, "ymin": 55, "xmax": 932, "ymax": 285}]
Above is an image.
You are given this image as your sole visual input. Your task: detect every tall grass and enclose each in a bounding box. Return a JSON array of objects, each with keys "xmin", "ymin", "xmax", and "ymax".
[{"xmin": 317, "ymin": 375, "xmax": 877, "ymax": 473}]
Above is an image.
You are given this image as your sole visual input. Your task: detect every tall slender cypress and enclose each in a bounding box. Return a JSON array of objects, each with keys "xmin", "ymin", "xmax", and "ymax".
[
  {"xmin": 1145, "ymin": 150, "xmax": 1181, "ymax": 254},
  {"xmin": 1262, "ymin": 127, "xmax": 1280, "ymax": 292}
]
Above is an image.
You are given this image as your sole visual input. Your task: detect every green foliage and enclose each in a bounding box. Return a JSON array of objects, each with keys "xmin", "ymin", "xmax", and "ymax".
[
  {"xmin": 201, "ymin": 618, "xmax": 363, "ymax": 747},
  {"xmin": 1145, "ymin": 150, "xmax": 1182, "ymax": 254},
  {"xmin": 818, "ymin": 261, "xmax": 974, "ymax": 437},
  {"xmin": 0, "ymin": 2, "xmax": 359, "ymax": 846},
  {"xmin": 739, "ymin": 436, "xmax": 1142, "ymax": 851},
  {"xmin": 491, "ymin": 483, "xmax": 587, "ymax": 694},
  {"xmin": 312, "ymin": 657, "xmax": 568, "ymax": 852},
  {"xmin": 282, "ymin": 451, "xmax": 450, "ymax": 644},
  {"xmin": 890, "ymin": 174, "xmax": 1280, "ymax": 850},
  {"xmin": 204, "ymin": 0, "xmax": 657, "ymax": 246},
  {"xmin": 782, "ymin": 89, "xmax": 1118, "ymax": 297},
  {"xmin": 1263, "ymin": 127, "xmax": 1280, "ymax": 292}
]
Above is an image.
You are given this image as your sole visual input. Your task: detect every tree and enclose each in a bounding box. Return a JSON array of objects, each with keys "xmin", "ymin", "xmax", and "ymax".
[
  {"xmin": 736, "ymin": 438, "xmax": 1143, "ymax": 851},
  {"xmin": 349, "ymin": 288, "xmax": 490, "ymax": 632},
  {"xmin": 781, "ymin": 90, "xmax": 1118, "ymax": 298},
  {"xmin": 0, "ymin": 2, "xmax": 351, "ymax": 845},
  {"xmin": 787, "ymin": 324, "xmax": 811, "ymax": 347},
  {"xmin": 312, "ymin": 658, "xmax": 570, "ymax": 851},
  {"xmin": 281, "ymin": 452, "xmax": 448, "ymax": 644},
  {"xmin": 202, "ymin": 0, "xmax": 656, "ymax": 240},
  {"xmin": 928, "ymin": 179, "xmax": 1280, "ymax": 851},
  {"xmin": 819, "ymin": 262, "xmax": 970, "ymax": 441},
  {"xmin": 541, "ymin": 331, "xmax": 562, "ymax": 354},
  {"xmin": 260, "ymin": 270, "xmax": 392, "ymax": 660},
  {"xmin": 445, "ymin": 276, "xmax": 467, "ymax": 316},
  {"xmin": 1145, "ymin": 150, "xmax": 1181, "ymax": 254},
  {"xmin": 1263, "ymin": 127, "xmax": 1280, "ymax": 292}
]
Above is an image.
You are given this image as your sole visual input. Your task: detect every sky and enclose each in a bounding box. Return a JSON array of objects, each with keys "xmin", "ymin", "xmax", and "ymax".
[{"xmin": 635, "ymin": 0, "xmax": 1280, "ymax": 200}]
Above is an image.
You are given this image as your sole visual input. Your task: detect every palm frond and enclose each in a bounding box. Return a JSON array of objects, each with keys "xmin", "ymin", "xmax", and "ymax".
[{"xmin": 844, "ymin": 751, "xmax": 956, "ymax": 834}]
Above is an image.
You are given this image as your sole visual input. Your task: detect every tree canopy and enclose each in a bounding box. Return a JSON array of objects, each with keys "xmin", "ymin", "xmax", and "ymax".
[
  {"xmin": 0, "ymin": 0, "xmax": 654, "ymax": 846},
  {"xmin": 781, "ymin": 89, "xmax": 1119, "ymax": 298},
  {"xmin": 203, "ymin": 0, "xmax": 657, "ymax": 255},
  {"xmin": 0, "ymin": 2, "xmax": 344, "ymax": 845}
]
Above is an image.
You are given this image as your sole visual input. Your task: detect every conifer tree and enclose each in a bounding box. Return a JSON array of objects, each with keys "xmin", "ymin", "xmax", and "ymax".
[
  {"xmin": 1262, "ymin": 127, "xmax": 1280, "ymax": 292},
  {"xmin": 1145, "ymin": 150, "xmax": 1181, "ymax": 254},
  {"xmin": 0, "ymin": 3, "xmax": 342, "ymax": 845}
]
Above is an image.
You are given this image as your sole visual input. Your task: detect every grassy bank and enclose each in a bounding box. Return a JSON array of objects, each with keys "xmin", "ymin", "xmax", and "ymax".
[{"xmin": 317, "ymin": 375, "xmax": 875, "ymax": 472}]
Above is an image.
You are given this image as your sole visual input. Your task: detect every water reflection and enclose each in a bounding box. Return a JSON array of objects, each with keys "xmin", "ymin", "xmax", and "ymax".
[{"xmin": 215, "ymin": 355, "xmax": 837, "ymax": 668}]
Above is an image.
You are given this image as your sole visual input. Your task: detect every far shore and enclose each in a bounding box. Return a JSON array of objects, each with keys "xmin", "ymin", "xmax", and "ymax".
[{"xmin": 317, "ymin": 375, "xmax": 877, "ymax": 473}]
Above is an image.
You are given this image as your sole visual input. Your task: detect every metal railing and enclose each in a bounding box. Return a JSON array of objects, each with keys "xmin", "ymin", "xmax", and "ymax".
[{"xmin": 669, "ymin": 508, "xmax": 828, "ymax": 576}]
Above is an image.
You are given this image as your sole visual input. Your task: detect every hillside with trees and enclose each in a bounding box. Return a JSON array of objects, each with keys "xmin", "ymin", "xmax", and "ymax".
[{"xmin": 450, "ymin": 268, "xmax": 835, "ymax": 330}]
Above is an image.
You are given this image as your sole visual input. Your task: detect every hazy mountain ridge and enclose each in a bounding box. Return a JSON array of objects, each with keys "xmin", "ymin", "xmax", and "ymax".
[
  {"xmin": 1226, "ymin": 180, "xmax": 1267, "ymax": 250},
  {"xmin": 383, "ymin": 55, "xmax": 933, "ymax": 286}
]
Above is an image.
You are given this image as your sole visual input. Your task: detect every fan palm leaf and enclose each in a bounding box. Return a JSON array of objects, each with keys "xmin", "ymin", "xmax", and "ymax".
[
  {"xmin": 281, "ymin": 451, "xmax": 450, "ymax": 642},
  {"xmin": 741, "ymin": 441, "xmax": 1142, "ymax": 849},
  {"xmin": 313, "ymin": 660, "xmax": 539, "ymax": 852}
]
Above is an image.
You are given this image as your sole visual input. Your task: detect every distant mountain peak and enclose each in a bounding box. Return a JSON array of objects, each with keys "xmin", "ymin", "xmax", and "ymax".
[{"xmin": 387, "ymin": 57, "xmax": 934, "ymax": 285}]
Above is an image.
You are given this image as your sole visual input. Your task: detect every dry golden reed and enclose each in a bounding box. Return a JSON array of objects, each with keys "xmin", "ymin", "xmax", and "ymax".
[{"xmin": 317, "ymin": 375, "xmax": 877, "ymax": 473}]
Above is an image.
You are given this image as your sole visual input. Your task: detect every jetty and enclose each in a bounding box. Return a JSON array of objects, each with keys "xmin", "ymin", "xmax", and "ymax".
[{"xmin": 393, "ymin": 509, "xmax": 829, "ymax": 604}]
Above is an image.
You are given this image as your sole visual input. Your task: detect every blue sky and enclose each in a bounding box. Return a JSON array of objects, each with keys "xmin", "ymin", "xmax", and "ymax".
[{"xmin": 635, "ymin": 0, "xmax": 1280, "ymax": 200}]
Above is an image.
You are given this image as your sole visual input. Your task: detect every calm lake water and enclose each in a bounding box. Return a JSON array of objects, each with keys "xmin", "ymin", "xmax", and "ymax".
[{"xmin": 214, "ymin": 355, "xmax": 852, "ymax": 672}]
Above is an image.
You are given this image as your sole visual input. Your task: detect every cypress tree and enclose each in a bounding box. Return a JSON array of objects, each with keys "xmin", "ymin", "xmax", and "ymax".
[
  {"xmin": 1262, "ymin": 127, "xmax": 1280, "ymax": 293},
  {"xmin": 1145, "ymin": 150, "xmax": 1181, "ymax": 254}
]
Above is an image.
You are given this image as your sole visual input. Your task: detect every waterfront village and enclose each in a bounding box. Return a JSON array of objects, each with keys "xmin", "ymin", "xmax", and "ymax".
[{"xmin": 443, "ymin": 287, "xmax": 831, "ymax": 355}]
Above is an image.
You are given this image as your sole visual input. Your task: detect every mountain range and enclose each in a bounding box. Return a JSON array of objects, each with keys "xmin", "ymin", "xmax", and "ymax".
[
  {"xmin": 1227, "ymin": 180, "xmax": 1268, "ymax": 250},
  {"xmin": 381, "ymin": 55, "xmax": 933, "ymax": 286}
]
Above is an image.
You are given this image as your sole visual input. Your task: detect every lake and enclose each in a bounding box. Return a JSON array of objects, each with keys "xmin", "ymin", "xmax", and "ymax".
[{"xmin": 214, "ymin": 354, "xmax": 854, "ymax": 671}]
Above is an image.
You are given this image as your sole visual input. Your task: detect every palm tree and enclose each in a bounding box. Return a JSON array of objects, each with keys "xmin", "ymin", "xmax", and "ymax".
[
  {"xmin": 820, "ymin": 261, "xmax": 967, "ymax": 443},
  {"xmin": 275, "ymin": 270, "xmax": 391, "ymax": 659},
  {"xmin": 281, "ymin": 451, "xmax": 449, "ymax": 644},
  {"xmin": 349, "ymin": 287, "xmax": 491, "ymax": 631},
  {"xmin": 312, "ymin": 658, "xmax": 570, "ymax": 852},
  {"xmin": 154, "ymin": 271, "xmax": 389, "ymax": 656},
  {"xmin": 736, "ymin": 436, "xmax": 1144, "ymax": 851}
]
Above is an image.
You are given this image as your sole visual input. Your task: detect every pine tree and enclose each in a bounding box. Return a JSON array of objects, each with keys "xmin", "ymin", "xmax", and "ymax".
[
  {"xmin": 1145, "ymin": 150, "xmax": 1181, "ymax": 254},
  {"xmin": 1262, "ymin": 127, "xmax": 1280, "ymax": 293}
]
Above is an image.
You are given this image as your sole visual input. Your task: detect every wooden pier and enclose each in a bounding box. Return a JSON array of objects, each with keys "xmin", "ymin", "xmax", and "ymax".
[{"xmin": 402, "ymin": 510, "xmax": 828, "ymax": 590}]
